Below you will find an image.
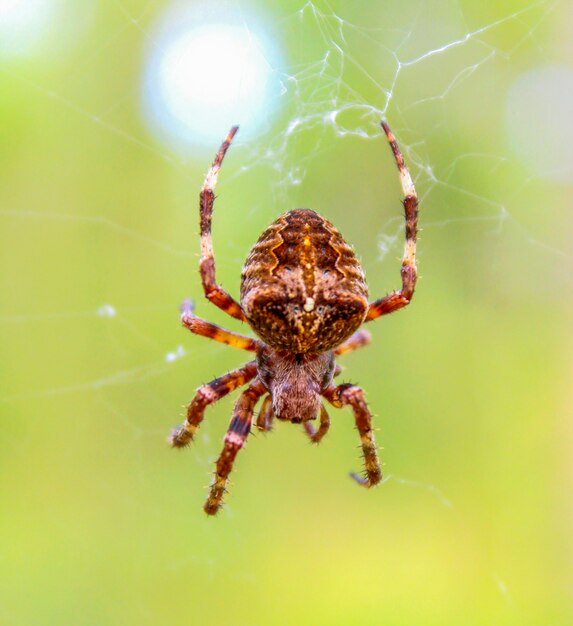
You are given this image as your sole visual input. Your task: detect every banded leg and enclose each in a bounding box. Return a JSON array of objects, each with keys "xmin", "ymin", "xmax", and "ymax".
[
  {"xmin": 205, "ymin": 380, "xmax": 266, "ymax": 515},
  {"xmin": 256, "ymin": 394, "xmax": 274, "ymax": 432},
  {"xmin": 180, "ymin": 299, "xmax": 260, "ymax": 352},
  {"xmin": 334, "ymin": 329, "xmax": 372, "ymax": 356},
  {"xmin": 303, "ymin": 404, "xmax": 330, "ymax": 443},
  {"xmin": 366, "ymin": 121, "xmax": 419, "ymax": 321},
  {"xmin": 323, "ymin": 383, "xmax": 381, "ymax": 487},
  {"xmin": 169, "ymin": 361, "xmax": 257, "ymax": 448},
  {"xmin": 199, "ymin": 126, "xmax": 247, "ymax": 322}
]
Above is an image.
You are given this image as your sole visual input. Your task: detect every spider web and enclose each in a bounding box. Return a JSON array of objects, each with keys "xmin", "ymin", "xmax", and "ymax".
[
  {"xmin": 0, "ymin": 0, "xmax": 563, "ymax": 397},
  {"xmin": 1, "ymin": 0, "xmax": 570, "ymax": 623}
]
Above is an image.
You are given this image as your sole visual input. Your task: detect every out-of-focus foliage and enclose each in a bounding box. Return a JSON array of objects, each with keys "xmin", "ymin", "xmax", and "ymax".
[{"xmin": 1, "ymin": 1, "xmax": 572, "ymax": 625}]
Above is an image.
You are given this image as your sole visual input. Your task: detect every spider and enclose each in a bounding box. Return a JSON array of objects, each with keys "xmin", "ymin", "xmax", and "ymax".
[{"xmin": 169, "ymin": 121, "xmax": 418, "ymax": 515}]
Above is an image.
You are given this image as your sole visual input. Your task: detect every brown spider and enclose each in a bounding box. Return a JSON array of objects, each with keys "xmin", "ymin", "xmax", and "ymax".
[{"xmin": 170, "ymin": 121, "xmax": 418, "ymax": 515}]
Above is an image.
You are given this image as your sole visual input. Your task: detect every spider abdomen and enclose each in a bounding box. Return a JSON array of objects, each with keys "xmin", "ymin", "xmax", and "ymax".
[{"xmin": 240, "ymin": 208, "xmax": 368, "ymax": 352}]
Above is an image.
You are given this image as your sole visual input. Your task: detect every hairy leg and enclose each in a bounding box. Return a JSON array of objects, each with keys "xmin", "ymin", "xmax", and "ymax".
[
  {"xmin": 323, "ymin": 383, "xmax": 381, "ymax": 486},
  {"xmin": 256, "ymin": 394, "xmax": 274, "ymax": 432},
  {"xmin": 204, "ymin": 380, "xmax": 266, "ymax": 515},
  {"xmin": 169, "ymin": 361, "xmax": 257, "ymax": 448},
  {"xmin": 334, "ymin": 329, "xmax": 372, "ymax": 356},
  {"xmin": 366, "ymin": 121, "xmax": 418, "ymax": 321},
  {"xmin": 180, "ymin": 299, "xmax": 260, "ymax": 352},
  {"xmin": 199, "ymin": 126, "xmax": 247, "ymax": 321},
  {"xmin": 303, "ymin": 404, "xmax": 331, "ymax": 443}
]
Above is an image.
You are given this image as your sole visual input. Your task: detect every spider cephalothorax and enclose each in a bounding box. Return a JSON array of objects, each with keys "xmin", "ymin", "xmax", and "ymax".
[
  {"xmin": 170, "ymin": 122, "xmax": 419, "ymax": 515},
  {"xmin": 256, "ymin": 347, "xmax": 335, "ymax": 423}
]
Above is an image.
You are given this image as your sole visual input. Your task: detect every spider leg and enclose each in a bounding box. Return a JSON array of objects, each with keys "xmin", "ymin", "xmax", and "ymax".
[
  {"xmin": 199, "ymin": 126, "xmax": 247, "ymax": 322},
  {"xmin": 204, "ymin": 380, "xmax": 266, "ymax": 515},
  {"xmin": 169, "ymin": 361, "xmax": 258, "ymax": 448},
  {"xmin": 303, "ymin": 404, "xmax": 330, "ymax": 443},
  {"xmin": 301, "ymin": 368, "xmax": 345, "ymax": 454},
  {"xmin": 180, "ymin": 299, "xmax": 260, "ymax": 352},
  {"xmin": 323, "ymin": 383, "xmax": 381, "ymax": 487},
  {"xmin": 334, "ymin": 329, "xmax": 371, "ymax": 356},
  {"xmin": 256, "ymin": 394, "xmax": 274, "ymax": 432},
  {"xmin": 366, "ymin": 121, "xmax": 418, "ymax": 321}
]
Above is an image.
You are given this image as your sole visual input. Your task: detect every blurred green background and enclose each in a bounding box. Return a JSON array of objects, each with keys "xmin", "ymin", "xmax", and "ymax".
[{"xmin": 1, "ymin": 1, "xmax": 572, "ymax": 625}]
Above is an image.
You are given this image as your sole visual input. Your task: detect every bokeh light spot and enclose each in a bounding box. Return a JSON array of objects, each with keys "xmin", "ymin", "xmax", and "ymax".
[
  {"xmin": 0, "ymin": 0, "xmax": 92, "ymax": 59},
  {"xmin": 0, "ymin": 0, "xmax": 53, "ymax": 56},
  {"xmin": 143, "ymin": 6, "xmax": 282, "ymax": 149}
]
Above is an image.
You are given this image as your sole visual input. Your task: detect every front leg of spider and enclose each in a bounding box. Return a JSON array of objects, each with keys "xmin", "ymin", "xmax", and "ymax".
[
  {"xmin": 256, "ymin": 394, "xmax": 274, "ymax": 432},
  {"xmin": 204, "ymin": 381, "xmax": 266, "ymax": 515},
  {"xmin": 323, "ymin": 384, "xmax": 381, "ymax": 486},
  {"xmin": 169, "ymin": 361, "xmax": 258, "ymax": 448},
  {"xmin": 366, "ymin": 121, "xmax": 419, "ymax": 320},
  {"xmin": 199, "ymin": 126, "xmax": 247, "ymax": 322},
  {"xmin": 303, "ymin": 404, "xmax": 330, "ymax": 443},
  {"xmin": 172, "ymin": 120, "xmax": 418, "ymax": 514}
]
